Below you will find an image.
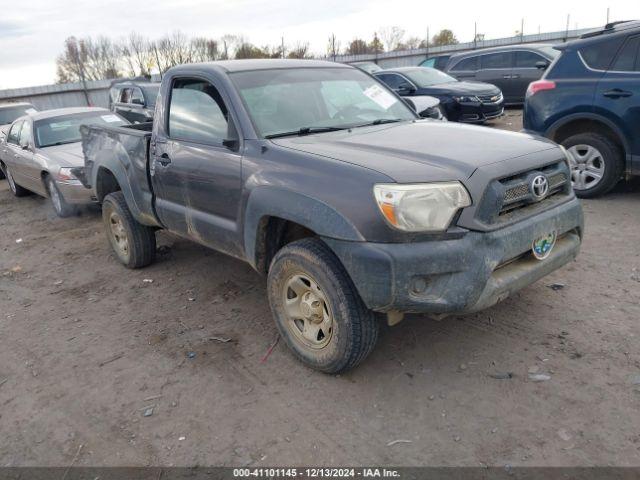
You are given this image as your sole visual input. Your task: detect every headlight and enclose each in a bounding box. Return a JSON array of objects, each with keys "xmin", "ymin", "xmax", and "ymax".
[
  {"xmin": 453, "ymin": 95, "xmax": 480, "ymax": 103},
  {"xmin": 57, "ymin": 167, "xmax": 79, "ymax": 182},
  {"xmin": 558, "ymin": 145, "xmax": 574, "ymax": 169},
  {"xmin": 374, "ymin": 182, "xmax": 471, "ymax": 232}
]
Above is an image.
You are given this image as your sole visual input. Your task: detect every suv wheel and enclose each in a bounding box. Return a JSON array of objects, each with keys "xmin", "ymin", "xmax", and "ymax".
[
  {"xmin": 267, "ymin": 238, "xmax": 379, "ymax": 374},
  {"xmin": 102, "ymin": 191, "xmax": 156, "ymax": 268},
  {"xmin": 562, "ymin": 133, "xmax": 623, "ymax": 198}
]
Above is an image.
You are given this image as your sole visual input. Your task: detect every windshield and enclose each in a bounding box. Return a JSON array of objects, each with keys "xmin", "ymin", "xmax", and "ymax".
[
  {"xmin": 0, "ymin": 105, "xmax": 34, "ymax": 125},
  {"xmin": 403, "ymin": 68, "xmax": 457, "ymax": 87},
  {"xmin": 230, "ymin": 67, "xmax": 416, "ymax": 138},
  {"xmin": 35, "ymin": 111, "xmax": 127, "ymax": 148},
  {"xmin": 539, "ymin": 46, "xmax": 561, "ymax": 59}
]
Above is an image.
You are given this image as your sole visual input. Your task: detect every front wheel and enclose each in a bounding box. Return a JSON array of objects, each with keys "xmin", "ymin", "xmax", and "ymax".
[
  {"xmin": 267, "ymin": 238, "xmax": 379, "ymax": 373},
  {"xmin": 102, "ymin": 191, "xmax": 156, "ymax": 268},
  {"xmin": 562, "ymin": 133, "xmax": 623, "ymax": 198},
  {"xmin": 46, "ymin": 176, "xmax": 76, "ymax": 217}
]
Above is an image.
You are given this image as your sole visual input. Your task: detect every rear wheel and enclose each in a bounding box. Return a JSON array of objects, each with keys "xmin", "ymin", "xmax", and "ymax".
[
  {"xmin": 267, "ymin": 238, "xmax": 379, "ymax": 373},
  {"xmin": 46, "ymin": 176, "xmax": 76, "ymax": 217},
  {"xmin": 562, "ymin": 133, "xmax": 623, "ymax": 198},
  {"xmin": 102, "ymin": 191, "xmax": 156, "ymax": 268},
  {"xmin": 5, "ymin": 166, "xmax": 30, "ymax": 197}
]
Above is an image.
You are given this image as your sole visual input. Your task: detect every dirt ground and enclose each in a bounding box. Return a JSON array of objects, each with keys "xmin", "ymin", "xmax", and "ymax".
[{"xmin": 1, "ymin": 110, "xmax": 639, "ymax": 468}]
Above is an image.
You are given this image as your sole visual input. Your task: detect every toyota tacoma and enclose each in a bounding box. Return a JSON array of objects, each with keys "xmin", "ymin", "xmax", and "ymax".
[{"xmin": 80, "ymin": 59, "xmax": 583, "ymax": 373}]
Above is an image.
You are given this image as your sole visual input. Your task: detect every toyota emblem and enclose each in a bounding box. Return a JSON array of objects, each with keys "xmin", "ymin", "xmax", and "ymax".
[{"xmin": 531, "ymin": 175, "xmax": 549, "ymax": 199}]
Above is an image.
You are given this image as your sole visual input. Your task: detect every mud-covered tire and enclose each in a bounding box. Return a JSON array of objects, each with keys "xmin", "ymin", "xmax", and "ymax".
[
  {"xmin": 267, "ymin": 237, "xmax": 379, "ymax": 373},
  {"xmin": 561, "ymin": 132, "xmax": 623, "ymax": 198},
  {"xmin": 46, "ymin": 175, "xmax": 76, "ymax": 218},
  {"xmin": 102, "ymin": 191, "xmax": 156, "ymax": 269},
  {"xmin": 4, "ymin": 166, "xmax": 30, "ymax": 197}
]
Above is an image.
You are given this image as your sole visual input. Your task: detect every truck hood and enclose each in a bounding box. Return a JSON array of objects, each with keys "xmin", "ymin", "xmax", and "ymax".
[
  {"xmin": 36, "ymin": 142, "xmax": 84, "ymax": 168},
  {"xmin": 271, "ymin": 121, "xmax": 558, "ymax": 182}
]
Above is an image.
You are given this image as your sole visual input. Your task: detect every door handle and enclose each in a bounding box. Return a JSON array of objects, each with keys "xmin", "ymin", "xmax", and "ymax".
[
  {"xmin": 157, "ymin": 153, "xmax": 172, "ymax": 166},
  {"xmin": 603, "ymin": 89, "xmax": 633, "ymax": 98},
  {"xmin": 511, "ymin": 74, "xmax": 520, "ymax": 79},
  {"xmin": 503, "ymin": 74, "xmax": 512, "ymax": 79}
]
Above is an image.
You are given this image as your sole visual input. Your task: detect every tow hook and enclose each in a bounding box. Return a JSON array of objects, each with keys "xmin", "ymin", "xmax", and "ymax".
[{"xmin": 387, "ymin": 310, "xmax": 405, "ymax": 327}]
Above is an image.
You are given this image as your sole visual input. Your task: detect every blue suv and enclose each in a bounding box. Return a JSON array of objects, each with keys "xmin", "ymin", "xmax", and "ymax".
[{"xmin": 524, "ymin": 21, "xmax": 640, "ymax": 197}]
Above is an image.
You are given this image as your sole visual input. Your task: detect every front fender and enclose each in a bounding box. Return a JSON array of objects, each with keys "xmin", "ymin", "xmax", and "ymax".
[{"xmin": 243, "ymin": 186, "xmax": 364, "ymax": 270}]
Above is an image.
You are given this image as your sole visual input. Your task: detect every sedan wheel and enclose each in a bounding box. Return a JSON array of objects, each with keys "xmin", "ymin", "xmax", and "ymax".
[
  {"xmin": 567, "ymin": 144, "xmax": 605, "ymax": 191},
  {"xmin": 5, "ymin": 167, "xmax": 29, "ymax": 197}
]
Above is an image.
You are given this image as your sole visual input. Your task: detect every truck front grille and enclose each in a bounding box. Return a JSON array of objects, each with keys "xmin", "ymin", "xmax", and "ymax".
[{"xmin": 497, "ymin": 161, "xmax": 571, "ymax": 218}]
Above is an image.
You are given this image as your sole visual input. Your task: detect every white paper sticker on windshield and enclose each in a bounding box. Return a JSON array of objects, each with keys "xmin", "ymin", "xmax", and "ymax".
[
  {"xmin": 25, "ymin": 108, "xmax": 37, "ymax": 114},
  {"xmin": 363, "ymin": 84, "xmax": 398, "ymax": 110},
  {"xmin": 101, "ymin": 114, "xmax": 122, "ymax": 123}
]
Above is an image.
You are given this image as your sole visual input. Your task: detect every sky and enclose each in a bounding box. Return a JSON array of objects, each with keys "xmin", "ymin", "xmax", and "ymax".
[{"xmin": 0, "ymin": 0, "xmax": 636, "ymax": 89}]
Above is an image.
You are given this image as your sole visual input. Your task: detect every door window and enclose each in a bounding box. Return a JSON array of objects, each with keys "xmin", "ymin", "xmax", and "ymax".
[
  {"xmin": 168, "ymin": 78, "xmax": 234, "ymax": 145},
  {"xmin": 580, "ymin": 37, "xmax": 625, "ymax": 70},
  {"xmin": 7, "ymin": 121, "xmax": 22, "ymax": 145},
  {"xmin": 480, "ymin": 52, "xmax": 513, "ymax": 69},
  {"xmin": 131, "ymin": 88, "xmax": 145, "ymax": 105},
  {"xmin": 420, "ymin": 58, "xmax": 436, "ymax": 68},
  {"xmin": 375, "ymin": 73, "xmax": 411, "ymax": 90},
  {"xmin": 18, "ymin": 121, "xmax": 32, "ymax": 147},
  {"xmin": 450, "ymin": 56, "xmax": 478, "ymax": 71},
  {"xmin": 119, "ymin": 88, "xmax": 132, "ymax": 104},
  {"xmin": 611, "ymin": 36, "xmax": 640, "ymax": 72},
  {"xmin": 515, "ymin": 51, "xmax": 546, "ymax": 68}
]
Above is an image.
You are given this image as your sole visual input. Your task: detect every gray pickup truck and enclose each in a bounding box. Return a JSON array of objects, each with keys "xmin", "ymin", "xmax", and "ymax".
[{"xmin": 81, "ymin": 59, "xmax": 583, "ymax": 373}]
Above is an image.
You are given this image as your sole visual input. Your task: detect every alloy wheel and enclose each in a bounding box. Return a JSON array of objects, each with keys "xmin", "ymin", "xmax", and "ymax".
[{"xmin": 567, "ymin": 144, "xmax": 605, "ymax": 191}]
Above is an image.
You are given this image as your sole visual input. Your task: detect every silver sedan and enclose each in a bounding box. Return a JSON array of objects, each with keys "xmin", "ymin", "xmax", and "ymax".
[{"xmin": 0, "ymin": 107, "xmax": 127, "ymax": 217}]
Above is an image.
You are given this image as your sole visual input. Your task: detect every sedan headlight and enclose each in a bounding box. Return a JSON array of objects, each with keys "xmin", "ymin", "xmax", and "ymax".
[
  {"xmin": 453, "ymin": 95, "xmax": 480, "ymax": 103},
  {"xmin": 57, "ymin": 167, "xmax": 80, "ymax": 182},
  {"xmin": 374, "ymin": 182, "xmax": 471, "ymax": 232}
]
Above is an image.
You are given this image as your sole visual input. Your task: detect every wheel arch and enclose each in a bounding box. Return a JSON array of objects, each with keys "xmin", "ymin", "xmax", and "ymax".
[
  {"xmin": 546, "ymin": 113, "xmax": 629, "ymax": 166},
  {"xmin": 244, "ymin": 187, "xmax": 365, "ymax": 274}
]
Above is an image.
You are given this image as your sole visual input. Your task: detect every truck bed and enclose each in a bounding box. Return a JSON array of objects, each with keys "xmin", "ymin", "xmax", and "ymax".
[{"xmin": 80, "ymin": 122, "xmax": 160, "ymax": 227}]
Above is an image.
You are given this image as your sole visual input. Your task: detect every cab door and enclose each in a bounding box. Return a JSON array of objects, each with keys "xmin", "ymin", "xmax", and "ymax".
[
  {"xmin": 3, "ymin": 121, "xmax": 28, "ymax": 184},
  {"xmin": 594, "ymin": 34, "xmax": 640, "ymax": 160},
  {"xmin": 477, "ymin": 51, "xmax": 514, "ymax": 101},
  {"xmin": 512, "ymin": 51, "xmax": 549, "ymax": 102},
  {"xmin": 151, "ymin": 75, "xmax": 243, "ymax": 257}
]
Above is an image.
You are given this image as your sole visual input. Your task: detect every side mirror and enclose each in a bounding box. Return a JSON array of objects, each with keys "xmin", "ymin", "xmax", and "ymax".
[
  {"xmin": 20, "ymin": 143, "xmax": 31, "ymax": 151},
  {"xmin": 535, "ymin": 60, "xmax": 549, "ymax": 70},
  {"xmin": 397, "ymin": 84, "xmax": 416, "ymax": 95},
  {"xmin": 222, "ymin": 138, "xmax": 239, "ymax": 151}
]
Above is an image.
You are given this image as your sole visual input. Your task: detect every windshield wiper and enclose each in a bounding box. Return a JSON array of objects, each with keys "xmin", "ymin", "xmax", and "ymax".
[
  {"xmin": 356, "ymin": 118, "xmax": 405, "ymax": 128},
  {"xmin": 265, "ymin": 126, "xmax": 349, "ymax": 139}
]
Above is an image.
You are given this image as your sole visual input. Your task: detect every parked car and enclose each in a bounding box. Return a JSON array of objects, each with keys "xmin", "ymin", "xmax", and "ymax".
[
  {"xmin": 0, "ymin": 102, "xmax": 37, "ymax": 179},
  {"xmin": 524, "ymin": 21, "xmax": 640, "ymax": 198},
  {"xmin": 350, "ymin": 61, "xmax": 383, "ymax": 74},
  {"xmin": 0, "ymin": 107, "xmax": 127, "ymax": 217},
  {"xmin": 374, "ymin": 66, "xmax": 503, "ymax": 123},
  {"xmin": 108, "ymin": 81, "xmax": 160, "ymax": 124},
  {"xmin": 445, "ymin": 44, "xmax": 559, "ymax": 104},
  {"xmin": 407, "ymin": 95, "xmax": 447, "ymax": 120},
  {"xmin": 81, "ymin": 59, "xmax": 582, "ymax": 373},
  {"xmin": 418, "ymin": 54, "xmax": 452, "ymax": 71}
]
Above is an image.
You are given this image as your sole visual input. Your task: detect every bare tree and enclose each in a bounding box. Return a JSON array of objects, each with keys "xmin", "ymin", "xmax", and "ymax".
[
  {"xmin": 327, "ymin": 33, "xmax": 341, "ymax": 60},
  {"xmin": 431, "ymin": 29, "xmax": 458, "ymax": 47},
  {"xmin": 287, "ymin": 42, "xmax": 310, "ymax": 59},
  {"xmin": 379, "ymin": 26, "xmax": 405, "ymax": 51},
  {"xmin": 190, "ymin": 37, "xmax": 219, "ymax": 62},
  {"xmin": 220, "ymin": 34, "xmax": 242, "ymax": 60},
  {"xmin": 345, "ymin": 38, "xmax": 372, "ymax": 55}
]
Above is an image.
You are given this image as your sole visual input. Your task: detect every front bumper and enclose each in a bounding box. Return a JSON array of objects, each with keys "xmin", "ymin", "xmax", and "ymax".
[
  {"xmin": 323, "ymin": 197, "xmax": 583, "ymax": 315},
  {"xmin": 456, "ymin": 101, "xmax": 504, "ymax": 123},
  {"xmin": 56, "ymin": 180, "xmax": 96, "ymax": 205}
]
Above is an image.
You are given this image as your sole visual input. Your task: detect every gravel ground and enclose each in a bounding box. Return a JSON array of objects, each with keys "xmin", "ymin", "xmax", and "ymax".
[{"xmin": 1, "ymin": 109, "xmax": 639, "ymax": 467}]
